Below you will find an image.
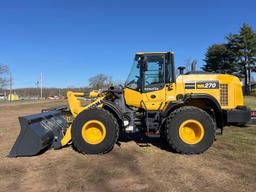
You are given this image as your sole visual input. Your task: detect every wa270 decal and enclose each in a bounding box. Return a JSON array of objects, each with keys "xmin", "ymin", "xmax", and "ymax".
[
  {"xmin": 185, "ymin": 81, "xmax": 219, "ymax": 89},
  {"xmin": 196, "ymin": 81, "xmax": 219, "ymax": 89}
]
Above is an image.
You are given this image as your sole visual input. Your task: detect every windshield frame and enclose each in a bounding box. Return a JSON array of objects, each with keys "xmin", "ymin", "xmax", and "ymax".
[
  {"xmin": 125, "ymin": 52, "xmax": 175, "ymax": 92},
  {"xmin": 125, "ymin": 54, "xmax": 142, "ymax": 91}
]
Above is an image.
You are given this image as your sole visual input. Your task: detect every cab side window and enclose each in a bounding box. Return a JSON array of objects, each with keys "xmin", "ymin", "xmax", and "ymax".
[{"xmin": 144, "ymin": 55, "xmax": 165, "ymax": 87}]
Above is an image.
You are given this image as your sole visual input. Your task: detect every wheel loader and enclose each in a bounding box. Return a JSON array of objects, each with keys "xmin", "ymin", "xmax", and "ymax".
[{"xmin": 9, "ymin": 51, "xmax": 252, "ymax": 157}]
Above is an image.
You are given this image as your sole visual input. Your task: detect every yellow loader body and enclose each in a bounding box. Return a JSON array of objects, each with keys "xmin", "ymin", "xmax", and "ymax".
[
  {"xmin": 124, "ymin": 74, "xmax": 244, "ymax": 111},
  {"xmin": 9, "ymin": 51, "xmax": 252, "ymax": 157}
]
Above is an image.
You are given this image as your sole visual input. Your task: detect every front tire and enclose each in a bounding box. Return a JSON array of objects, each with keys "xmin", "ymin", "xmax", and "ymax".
[
  {"xmin": 166, "ymin": 106, "xmax": 215, "ymax": 154},
  {"xmin": 71, "ymin": 108, "xmax": 119, "ymax": 154}
]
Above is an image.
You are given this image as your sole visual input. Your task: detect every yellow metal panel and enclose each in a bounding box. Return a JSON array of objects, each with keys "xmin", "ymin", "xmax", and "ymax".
[
  {"xmin": 124, "ymin": 87, "xmax": 169, "ymax": 110},
  {"xmin": 233, "ymin": 77, "xmax": 244, "ymax": 107},
  {"xmin": 175, "ymin": 74, "xmax": 244, "ymax": 109},
  {"xmin": 142, "ymin": 88, "xmax": 166, "ymax": 110},
  {"xmin": 123, "ymin": 88, "xmax": 142, "ymax": 108},
  {"xmin": 61, "ymin": 125, "xmax": 71, "ymax": 146},
  {"xmin": 67, "ymin": 91, "xmax": 105, "ymax": 117},
  {"xmin": 123, "ymin": 74, "xmax": 244, "ymax": 110},
  {"xmin": 89, "ymin": 90, "xmax": 100, "ymax": 98}
]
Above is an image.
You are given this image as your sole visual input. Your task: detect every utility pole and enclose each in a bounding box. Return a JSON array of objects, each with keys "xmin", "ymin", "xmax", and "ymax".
[
  {"xmin": 40, "ymin": 72, "xmax": 43, "ymax": 99},
  {"xmin": 9, "ymin": 72, "xmax": 12, "ymax": 101}
]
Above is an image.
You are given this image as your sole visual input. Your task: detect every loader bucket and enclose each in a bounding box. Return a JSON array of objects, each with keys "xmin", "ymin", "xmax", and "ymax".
[{"xmin": 9, "ymin": 110, "xmax": 69, "ymax": 157}]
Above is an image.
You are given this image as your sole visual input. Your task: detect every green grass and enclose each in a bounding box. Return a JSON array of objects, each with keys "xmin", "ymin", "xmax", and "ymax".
[{"xmin": 244, "ymin": 96, "xmax": 256, "ymax": 110}]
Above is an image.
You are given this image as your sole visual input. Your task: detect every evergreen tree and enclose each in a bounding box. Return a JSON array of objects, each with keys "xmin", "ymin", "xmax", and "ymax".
[
  {"xmin": 227, "ymin": 23, "xmax": 256, "ymax": 93},
  {"xmin": 202, "ymin": 44, "xmax": 237, "ymax": 74},
  {"xmin": 203, "ymin": 23, "xmax": 256, "ymax": 94}
]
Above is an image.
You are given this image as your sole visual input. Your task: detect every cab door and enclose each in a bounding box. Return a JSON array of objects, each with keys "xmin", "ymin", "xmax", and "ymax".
[{"xmin": 142, "ymin": 54, "xmax": 167, "ymax": 110}]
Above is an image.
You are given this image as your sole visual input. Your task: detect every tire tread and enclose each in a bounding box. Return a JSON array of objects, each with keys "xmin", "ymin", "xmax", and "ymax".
[
  {"xmin": 72, "ymin": 107, "xmax": 119, "ymax": 154},
  {"xmin": 166, "ymin": 106, "xmax": 216, "ymax": 154}
]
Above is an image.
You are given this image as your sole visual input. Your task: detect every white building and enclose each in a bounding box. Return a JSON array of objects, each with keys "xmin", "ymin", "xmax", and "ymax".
[{"xmin": 0, "ymin": 93, "xmax": 6, "ymax": 100}]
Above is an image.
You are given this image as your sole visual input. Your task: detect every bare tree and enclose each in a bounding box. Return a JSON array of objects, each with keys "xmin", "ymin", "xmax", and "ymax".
[
  {"xmin": 88, "ymin": 74, "xmax": 112, "ymax": 89},
  {"xmin": 112, "ymin": 79, "xmax": 124, "ymax": 87},
  {"xmin": 182, "ymin": 58, "xmax": 190, "ymax": 73},
  {"xmin": 0, "ymin": 64, "xmax": 9, "ymax": 91}
]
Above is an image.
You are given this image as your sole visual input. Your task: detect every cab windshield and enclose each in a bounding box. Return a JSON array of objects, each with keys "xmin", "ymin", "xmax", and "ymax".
[{"xmin": 125, "ymin": 55, "xmax": 141, "ymax": 90}]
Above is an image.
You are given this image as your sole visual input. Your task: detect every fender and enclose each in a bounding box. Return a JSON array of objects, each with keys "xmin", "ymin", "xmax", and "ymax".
[
  {"xmin": 183, "ymin": 93, "xmax": 222, "ymax": 111},
  {"xmin": 184, "ymin": 93, "xmax": 223, "ymax": 129},
  {"xmin": 163, "ymin": 93, "xmax": 223, "ymax": 129},
  {"xmin": 102, "ymin": 100, "xmax": 124, "ymax": 127},
  {"xmin": 162, "ymin": 101, "xmax": 184, "ymax": 117}
]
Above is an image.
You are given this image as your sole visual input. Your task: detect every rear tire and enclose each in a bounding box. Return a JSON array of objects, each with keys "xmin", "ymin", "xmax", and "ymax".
[
  {"xmin": 166, "ymin": 106, "xmax": 215, "ymax": 154},
  {"xmin": 71, "ymin": 108, "xmax": 119, "ymax": 154}
]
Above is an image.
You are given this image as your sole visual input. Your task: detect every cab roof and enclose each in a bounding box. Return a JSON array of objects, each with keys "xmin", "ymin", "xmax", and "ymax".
[{"xmin": 136, "ymin": 51, "xmax": 174, "ymax": 55}]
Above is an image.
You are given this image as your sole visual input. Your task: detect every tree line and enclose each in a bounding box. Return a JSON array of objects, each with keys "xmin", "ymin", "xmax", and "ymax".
[
  {"xmin": 11, "ymin": 87, "xmax": 91, "ymax": 98},
  {"xmin": 0, "ymin": 73, "xmax": 118, "ymax": 98},
  {"xmin": 202, "ymin": 23, "xmax": 256, "ymax": 94}
]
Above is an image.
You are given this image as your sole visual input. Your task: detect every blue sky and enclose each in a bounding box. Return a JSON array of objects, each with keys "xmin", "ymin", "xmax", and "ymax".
[{"xmin": 0, "ymin": 0, "xmax": 256, "ymax": 88}]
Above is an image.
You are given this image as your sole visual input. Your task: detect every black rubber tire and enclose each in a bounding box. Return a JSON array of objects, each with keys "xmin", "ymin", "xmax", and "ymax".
[
  {"xmin": 71, "ymin": 108, "xmax": 119, "ymax": 154},
  {"xmin": 166, "ymin": 106, "xmax": 216, "ymax": 154}
]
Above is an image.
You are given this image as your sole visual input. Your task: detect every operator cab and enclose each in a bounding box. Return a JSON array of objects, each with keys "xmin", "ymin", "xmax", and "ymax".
[{"xmin": 125, "ymin": 52, "xmax": 175, "ymax": 93}]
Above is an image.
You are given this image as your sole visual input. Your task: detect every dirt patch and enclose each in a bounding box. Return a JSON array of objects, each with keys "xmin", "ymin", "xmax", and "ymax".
[{"xmin": 0, "ymin": 101, "xmax": 256, "ymax": 192}]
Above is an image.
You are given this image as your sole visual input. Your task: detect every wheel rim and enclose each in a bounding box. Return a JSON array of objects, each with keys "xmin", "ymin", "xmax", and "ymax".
[
  {"xmin": 81, "ymin": 120, "xmax": 106, "ymax": 145},
  {"xmin": 179, "ymin": 119, "xmax": 205, "ymax": 144}
]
